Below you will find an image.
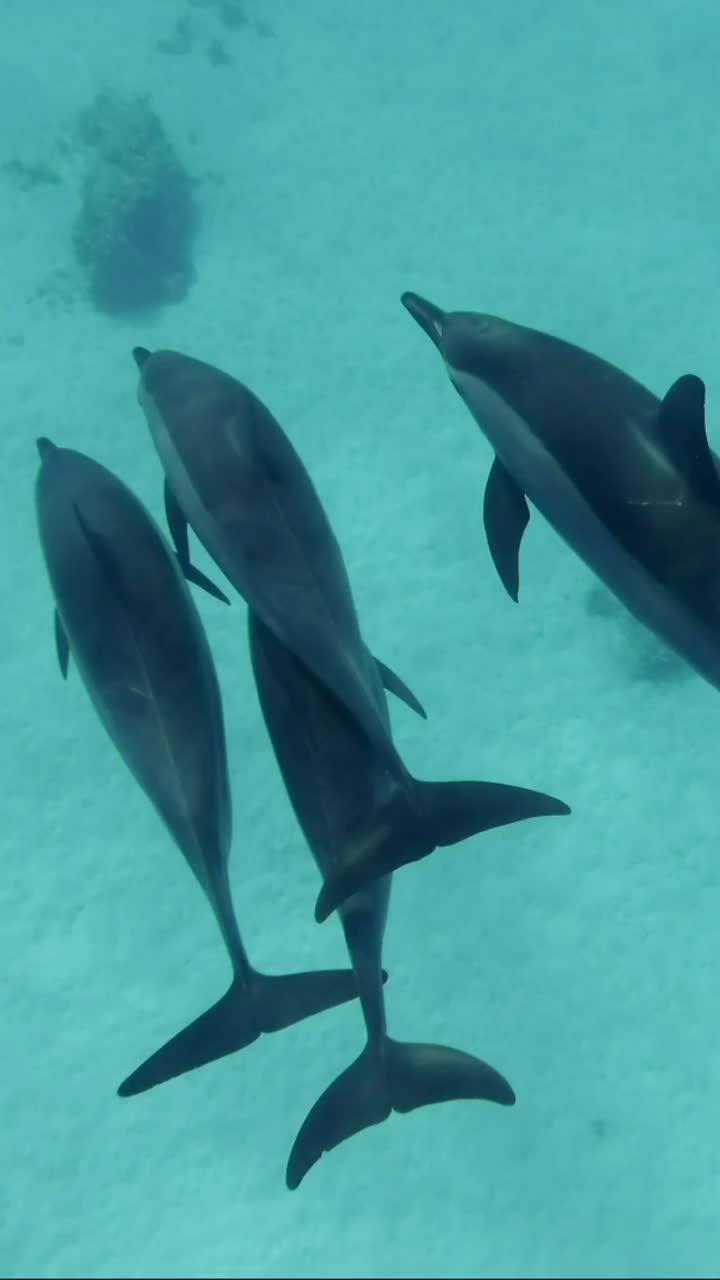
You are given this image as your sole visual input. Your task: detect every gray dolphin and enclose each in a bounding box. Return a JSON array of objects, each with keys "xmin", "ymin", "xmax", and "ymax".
[
  {"xmin": 34, "ymin": 438, "xmax": 366, "ymax": 1097},
  {"xmin": 401, "ymin": 291, "xmax": 720, "ymax": 693},
  {"xmin": 247, "ymin": 609, "xmax": 517, "ymax": 1190},
  {"xmin": 131, "ymin": 347, "xmax": 569, "ymax": 915},
  {"xmin": 131, "ymin": 345, "xmax": 425, "ymax": 782}
]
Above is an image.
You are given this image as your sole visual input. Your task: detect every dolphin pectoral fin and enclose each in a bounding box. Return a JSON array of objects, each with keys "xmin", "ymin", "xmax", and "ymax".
[
  {"xmin": 655, "ymin": 375, "xmax": 720, "ymax": 505},
  {"xmin": 164, "ymin": 477, "xmax": 190, "ymax": 562},
  {"xmin": 373, "ymin": 657, "xmax": 428, "ymax": 719},
  {"xmin": 483, "ymin": 456, "xmax": 530, "ymax": 602},
  {"xmin": 54, "ymin": 610, "xmax": 70, "ymax": 679},
  {"xmin": 163, "ymin": 479, "xmax": 230, "ymax": 605},
  {"xmin": 315, "ymin": 778, "xmax": 570, "ymax": 922},
  {"xmin": 175, "ymin": 554, "xmax": 231, "ymax": 606},
  {"xmin": 286, "ymin": 1037, "xmax": 513, "ymax": 1190},
  {"xmin": 117, "ymin": 964, "xmax": 381, "ymax": 1098}
]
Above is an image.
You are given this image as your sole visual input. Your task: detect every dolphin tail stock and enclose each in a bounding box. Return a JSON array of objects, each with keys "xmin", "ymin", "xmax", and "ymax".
[
  {"xmin": 117, "ymin": 964, "xmax": 385, "ymax": 1098},
  {"xmin": 314, "ymin": 776, "xmax": 571, "ymax": 922},
  {"xmin": 286, "ymin": 1036, "xmax": 514, "ymax": 1190}
]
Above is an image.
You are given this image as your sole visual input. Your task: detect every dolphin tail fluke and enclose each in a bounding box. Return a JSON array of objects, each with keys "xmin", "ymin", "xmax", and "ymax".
[
  {"xmin": 252, "ymin": 964, "xmax": 385, "ymax": 1034},
  {"xmin": 117, "ymin": 965, "xmax": 372, "ymax": 1098},
  {"xmin": 117, "ymin": 978, "xmax": 260, "ymax": 1097},
  {"xmin": 315, "ymin": 777, "xmax": 570, "ymax": 921},
  {"xmin": 411, "ymin": 777, "xmax": 571, "ymax": 847},
  {"xmin": 286, "ymin": 1037, "xmax": 514, "ymax": 1190}
]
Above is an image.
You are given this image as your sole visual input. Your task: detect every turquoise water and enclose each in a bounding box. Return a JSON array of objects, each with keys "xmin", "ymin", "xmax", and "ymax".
[{"xmin": 3, "ymin": 2, "xmax": 720, "ymax": 1275}]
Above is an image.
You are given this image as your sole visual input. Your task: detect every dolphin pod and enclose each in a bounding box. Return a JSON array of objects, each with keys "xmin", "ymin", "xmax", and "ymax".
[
  {"xmin": 36, "ymin": 283, "xmax": 703, "ymax": 1189},
  {"xmin": 131, "ymin": 344, "xmax": 569, "ymax": 922}
]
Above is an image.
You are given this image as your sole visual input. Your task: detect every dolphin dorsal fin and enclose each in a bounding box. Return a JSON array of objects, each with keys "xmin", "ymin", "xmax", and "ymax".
[{"xmin": 654, "ymin": 374, "xmax": 720, "ymax": 504}]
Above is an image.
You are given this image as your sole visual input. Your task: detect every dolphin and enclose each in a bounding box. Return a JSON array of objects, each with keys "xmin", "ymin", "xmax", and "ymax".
[
  {"xmin": 131, "ymin": 345, "xmax": 426, "ymax": 782},
  {"xmin": 131, "ymin": 347, "xmax": 569, "ymax": 911},
  {"xmin": 34, "ymin": 438, "xmax": 366, "ymax": 1097},
  {"xmin": 247, "ymin": 609, "xmax": 518, "ymax": 1190},
  {"xmin": 401, "ymin": 291, "xmax": 720, "ymax": 694}
]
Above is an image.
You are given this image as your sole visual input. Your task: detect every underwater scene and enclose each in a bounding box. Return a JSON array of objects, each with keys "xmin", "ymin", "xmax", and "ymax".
[{"xmin": 3, "ymin": 1, "xmax": 720, "ymax": 1276}]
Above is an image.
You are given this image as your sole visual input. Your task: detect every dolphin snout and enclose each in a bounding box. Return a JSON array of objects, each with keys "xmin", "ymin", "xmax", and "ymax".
[
  {"xmin": 36, "ymin": 437, "xmax": 57, "ymax": 461},
  {"xmin": 400, "ymin": 292, "xmax": 447, "ymax": 349}
]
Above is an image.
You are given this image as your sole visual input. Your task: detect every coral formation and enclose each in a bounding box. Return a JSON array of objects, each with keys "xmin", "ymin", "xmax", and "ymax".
[
  {"xmin": 1, "ymin": 158, "xmax": 63, "ymax": 192},
  {"xmin": 70, "ymin": 89, "xmax": 199, "ymax": 315},
  {"xmin": 155, "ymin": 1, "xmax": 273, "ymax": 60}
]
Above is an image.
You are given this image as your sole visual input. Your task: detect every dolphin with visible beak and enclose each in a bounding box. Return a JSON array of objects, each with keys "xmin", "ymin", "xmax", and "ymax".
[
  {"xmin": 401, "ymin": 291, "xmax": 720, "ymax": 694},
  {"xmin": 131, "ymin": 346, "xmax": 425, "ymax": 783},
  {"xmin": 34, "ymin": 438, "xmax": 366, "ymax": 1097}
]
